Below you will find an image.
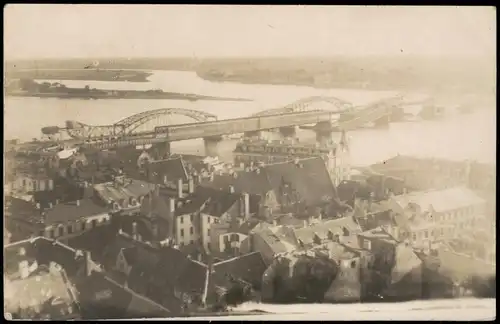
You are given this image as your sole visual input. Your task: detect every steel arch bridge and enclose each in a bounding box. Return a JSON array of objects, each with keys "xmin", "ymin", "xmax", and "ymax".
[
  {"xmin": 250, "ymin": 96, "xmax": 355, "ymax": 117},
  {"xmin": 65, "ymin": 108, "xmax": 218, "ymax": 139}
]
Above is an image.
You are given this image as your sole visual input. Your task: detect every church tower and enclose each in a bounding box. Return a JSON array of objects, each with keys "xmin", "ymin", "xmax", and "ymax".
[{"xmin": 337, "ymin": 130, "xmax": 351, "ymax": 183}]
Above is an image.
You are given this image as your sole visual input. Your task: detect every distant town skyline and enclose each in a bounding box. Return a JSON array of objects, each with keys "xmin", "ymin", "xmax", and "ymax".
[{"xmin": 4, "ymin": 5, "xmax": 496, "ymax": 60}]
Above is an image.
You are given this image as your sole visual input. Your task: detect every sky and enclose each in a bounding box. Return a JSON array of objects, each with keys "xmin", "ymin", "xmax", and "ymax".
[{"xmin": 3, "ymin": 5, "xmax": 496, "ymax": 60}]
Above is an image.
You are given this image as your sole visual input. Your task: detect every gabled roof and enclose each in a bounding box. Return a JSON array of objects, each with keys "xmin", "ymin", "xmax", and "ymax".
[
  {"xmin": 236, "ymin": 218, "xmax": 262, "ymax": 235},
  {"xmin": 93, "ymin": 178, "xmax": 156, "ymax": 203},
  {"xmin": 264, "ymin": 157, "xmax": 338, "ymax": 206},
  {"xmin": 198, "ymin": 187, "xmax": 241, "ymax": 217},
  {"xmin": 107, "ymin": 234, "xmax": 209, "ymax": 299},
  {"xmin": 358, "ymin": 227, "xmax": 400, "ymax": 248},
  {"xmin": 43, "ymin": 199, "xmax": 109, "ymax": 226},
  {"xmin": 391, "ymin": 186, "xmax": 485, "ymax": 213},
  {"xmin": 252, "ymin": 227, "xmax": 296, "ymax": 256},
  {"xmin": 212, "ymin": 252, "xmax": 267, "ymax": 289},
  {"xmin": 66, "ymin": 224, "xmax": 119, "ymax": 263},
  {"xmin": 146, "ymin": 156, "xmax": 189, "ymax": 184},
  {"xmin": 6, "ymin": 197, "xmax": 109, "ymax": 227},
  {"xmin": 76, "ymin": 271, "xmax": 171, "ymax": 319},
  {"xmin": 201, "ymin": 169, "xmax": 271, "ymax": 195},
  {"xmin": 322, "ymin": 216, "xmax": 362, "ymax": 235}
]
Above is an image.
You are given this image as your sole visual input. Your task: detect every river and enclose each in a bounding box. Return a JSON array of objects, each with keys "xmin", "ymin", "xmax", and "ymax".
[{"xmin": 4, "ymin": 70, "xmax": 496, "ymax": 166}]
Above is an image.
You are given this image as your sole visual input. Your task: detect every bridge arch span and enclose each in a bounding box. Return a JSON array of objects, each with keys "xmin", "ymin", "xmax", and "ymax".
[
  {"xmin": 251, "ymin": 96, "xmax": 355, "ymax": 117},
  {"xmin": 65, "ymin": 108, "xmax": 218, "ymax": 139},
  {"xmin": 115, "ymin": 108, "xmax": 218, "ymax": 134}
]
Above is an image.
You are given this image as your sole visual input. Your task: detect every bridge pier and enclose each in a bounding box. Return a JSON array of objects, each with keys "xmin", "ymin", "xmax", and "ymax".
[
  {"xmin": 204, "ymin": 135, "xmax": 223, "ymax": 157},
  {"xmin": 314, "ymin": 121, "xmax": 335, "ymax": 147},
  {"xmin": 279, "ymin": 126, "xmax": 297, "ymax": 139},
  {"xmin": 244, "ymin": 131, "xmax": 261, "ymax": 139}
]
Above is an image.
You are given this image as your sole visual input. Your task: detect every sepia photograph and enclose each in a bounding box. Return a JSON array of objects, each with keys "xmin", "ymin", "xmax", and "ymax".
[{"xmin": 3, "ymin": 4, "xmax": 496, "ymax": 321}]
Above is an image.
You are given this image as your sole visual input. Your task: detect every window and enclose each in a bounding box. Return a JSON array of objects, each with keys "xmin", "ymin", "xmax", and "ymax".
[
  {"xmin": 190, "ymin": 240, "xmax": 194, "ymax": 245},
  {"xmin": 92, "ymin": 219, "xmax": 97, "ymax": 228},
  {"xmin": 412, "ymin": 233, "xmax": 417, "ymax": 241},
  {"xmin": 50, "ymin": 230, "xmax": 55, "ymax": 238},
  {"xmin": 424, "ymin": 231, "xmax": 428, "ymax": 239},
  {"xmin": 39, "ymin": 230, "xmax": 45, "ymax": 237},
  {"xmin": 190, "ymin": 214, "xmax": 194, "ymax": 222},
  {"xmin": 207, "ymin": 242, "xmax": 211, "ymax": 250},
  {"xmin": 81, "ymin": 222, "xmax": 86, "ymax": 231},
  {"xmin": 58, "ymin": 226, "xmax": 64, "ymax": 237},
  {"xmin": 190, "ymin": 227, "xmax": 194, "ymax": 235},
  {"xmin": 67, "ymin": 225, "xmax": 73, "ymax": 234},
  {"xmin": 180, "ymin": 217, "xmax": 184, "ymax": 224},
  {"xmin": 350, "ymin": 260, "xmax": 356, "ymax": 269},
  {"xmin": 180, "ymin": 229, "xmax": 184, "ymax": 237},
  {"xmin": 207, "ymin": 229, "xmax": 210, "ymax": 237}
]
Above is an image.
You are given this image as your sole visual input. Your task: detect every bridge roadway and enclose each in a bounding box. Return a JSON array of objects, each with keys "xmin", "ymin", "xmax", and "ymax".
[
  {"xmin": 81, "ymin": 105, "xmax": 390, "ymax": 150},
  {"xmin": 81, "ymin": 110, "xmax": 339, "ymax": 150}
]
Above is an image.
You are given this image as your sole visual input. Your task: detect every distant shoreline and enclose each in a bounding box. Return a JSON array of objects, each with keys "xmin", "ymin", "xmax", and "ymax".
[
  {"xmin": 5, "ymin": 91, "xmax": 251, "ymax": 102},
  {"xmin": 5, "ymin": 69, "xmax": 153, "ymax": 83}
]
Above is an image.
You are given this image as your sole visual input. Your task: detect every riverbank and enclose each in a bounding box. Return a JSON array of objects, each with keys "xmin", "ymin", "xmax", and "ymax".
[
  {"xmin": 6, "ymin": 90, "xmax": 251, "ymax": 102},
  {"xmin": 5, "ymin": 78, "xmax": 251, "ymax": 102},
  {"xmin": 5, "ymin": 68, "xmax": 153, "ymax": 82}
]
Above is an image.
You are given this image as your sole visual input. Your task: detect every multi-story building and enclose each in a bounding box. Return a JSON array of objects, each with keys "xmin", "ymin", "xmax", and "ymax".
[
  {"xmin": 388, "ymin": 186, "xmax": 486, "ymax": 250},
  {"xmin": 92, "ymin": 175, "xmax": 157, "ymax": 216},
  {"xmin": 135, "ymin": 182, "xmax": 256, "ymax": 256},
  {"xmin": 232, "ymin": 131, "xmax": 351, "ymax": 186},
  {"xmin": 5, "ymin": 196, "xmax": 111, "ymax": 243}
]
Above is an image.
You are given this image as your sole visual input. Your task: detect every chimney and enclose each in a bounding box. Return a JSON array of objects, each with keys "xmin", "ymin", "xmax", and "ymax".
[
  {"xmin": 48, "ymin": 202, "xmax": 53, "ymax": 209},
  {"xmin": 229, "ymin": 185, "xmax": 235, "ymax": 194},
  {"xmin": 303, "ymin": 220, "xmax": 308, "ymax": 227},
  {"xmin": 243, "ymin": 192, "xmax": 250, "ymax": 218},
  {"xmin": 177, "ymin": 178, "xmax": 183, "ymax": 198},
  {"xmin": 36, "ymin": 203, "xmax": 41, "ymax": 209},
  {"xmin": 132, "ymin": 222, "xmax": 138, "ymax": 240},
  {"xmin": 163, "ymin": 174, "xmax": 168, "ymax": 185},
  {"xmin": 84, "ymin": 250, "xmax": 93, "ymax": 277},
  {"xmin": 56, "ymin": 199, "xmax": 60, "ymax": 205},
  {"xmin": 188, "ymin": 177, "xmax": 195, "ymax": 194},
  {"xmin": 76, "ymin": 200, "xmax": 80, "ymax": 207},
  {"xmin": 169, "ymin": 198, "xmax": 176, "ymax": 213}
]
